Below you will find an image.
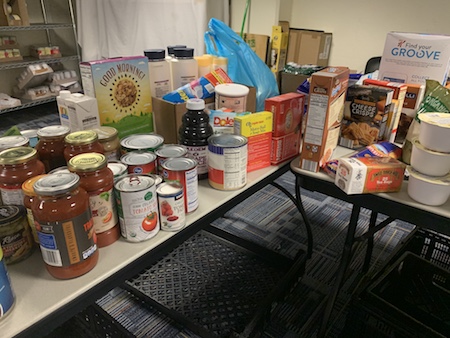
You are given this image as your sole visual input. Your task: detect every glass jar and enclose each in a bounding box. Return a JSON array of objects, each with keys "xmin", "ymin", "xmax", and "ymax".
[
  {"xmin": 63, "ymin": 130, "xmax": 104, "ymax": 162},
  {"xmin": 0, "ymin": 147, "xmax": 45, "ymax": 206},
  {"xmin": 92, "ymin": 126, "xmax": 121, "ymax": 161},
  {"xmin": 35, "ymin": 125, "xmax": 70, "ymax": 173},
  {"xmin": 22, "ymin": 174, "xmax": 47, "ymax": 244},
  {"xmin": 32, "ymin": 173, "xmax": 99, "ymax": 279},
  {"xmin": 68, "ymin": 153, "xmax": 120, "ymax": 247}
]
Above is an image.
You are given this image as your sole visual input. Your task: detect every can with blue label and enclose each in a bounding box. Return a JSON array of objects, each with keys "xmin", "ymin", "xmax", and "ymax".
[{"xmin": 0, "ymin": 246, "xmax": 15, "ymax": 321}]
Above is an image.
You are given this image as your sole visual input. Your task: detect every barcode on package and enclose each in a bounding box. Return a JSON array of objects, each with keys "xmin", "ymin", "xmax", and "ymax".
[
  {"xmin": 339, "ymin": 137, "xmax": 356, "ymax": 149},
  {"xmin": 40, "ymin": 248, "xmax": 62, "ymax": 266},
  {"xmin": 301, "ymin": 159, "xmax": 318, "ymax": 172}
]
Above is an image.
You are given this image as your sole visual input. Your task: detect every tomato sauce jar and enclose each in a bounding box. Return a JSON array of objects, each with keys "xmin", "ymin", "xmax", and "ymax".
[
  {"xmin": 93, "ymin": 126, "xmax": 121, "ymax": 161},
  {"xmin": 35, "ymin": 125, "xmax": 70, "ymax": 172},
  {"xmin": 68, "ymin": 153, "xmax": 120, "ymax": 248},
  {"xmin": 32, "ymin": 173, "xmax": 99, "ymax": 279},
  {"xmin": 64, "ymin": 130, "xmax": 104, "ymax": 162},
  {"xmin": 114, "ymin": 174, "xmax": 159, "ymax": 242},
  {"xmin": 22, "ymin": 174, "xmax": 48, "ymax": 244},
  {"xmin": 0, "ymin": 147, "xmax": 45, "ymax": 206}
]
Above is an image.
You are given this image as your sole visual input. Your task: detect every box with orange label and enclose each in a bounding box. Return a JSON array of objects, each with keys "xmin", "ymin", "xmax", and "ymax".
[
  {"xmin": 264, "ymin": 92, "xmax": 305, "ymax": 137},
  {"xmin": 335, "ymin": 156, "xmax": 406, "ymax": 195},
  {"xmin": 271, "ymin": 129, "xmax": 301, "ymax": 165},
  {"xmin": 300, "ymin": 66, "xmax": 350, "ymax": 172},
  {"xmin": 234, "ymin": 111, "xmax": 273, "ymax": 172}
]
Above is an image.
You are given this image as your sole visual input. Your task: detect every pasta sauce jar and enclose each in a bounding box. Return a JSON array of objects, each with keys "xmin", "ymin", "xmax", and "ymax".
[
  {"xmin": 0, "ymin": 147, "xmax": 45, "ymax": 206},
  {"xmin": 22, "ymin": 174, "xmax": 48, "ymax": 244},
  {"xmin": 64, "ymin": 130, "xmax": 104, "ymax": 162},
  {"xmin": 35, "ymin": 125, "xmax": 70, "ymax": 173},
  {"xmin": 68, "ymin": 153, "xmax": 120, "ymax": 247},
  {"xmin": 32, "ymin": 173, "xmax": 99, "ymax": 279},
  {"xmin": 92, "ymin": 126, "xmax": 121, "ymax": 161}
]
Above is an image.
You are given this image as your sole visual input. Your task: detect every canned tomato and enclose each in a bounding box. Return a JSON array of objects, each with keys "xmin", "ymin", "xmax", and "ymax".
[
  {"xmin": 107, "ymin": 161, "xmax": 128, "ymax": 180},
  {"xmin": 208, "ymin": 134, "xmax": 248, "ymax": 190},
  {"xmin": 154, "ymin": 144, "xmax": 187, "ymax": 174},
  {"xmin": 161, "ymin": 157, "xmax": 198, "ymax": 213},
  {"xmin": 157, "ymin": 182, "xmax": 185, "ymax": 232},
  {"xmin": 120, "ymin": 133, "xmax": 164, "ymax": 154},
  {"xmin": 0, "ymin": 246, "xmax": 15, "ymax": 321},
  {"xmin": 114, "ymin": 174, "xmax": 159, "ymax": 242},
  {"xmin": 120, "ymin": 151, "xmax": 157, "ymax": 175},
  {"xmin": 0, "ymin": 205, "xmax": 34, "ymax": 264}
]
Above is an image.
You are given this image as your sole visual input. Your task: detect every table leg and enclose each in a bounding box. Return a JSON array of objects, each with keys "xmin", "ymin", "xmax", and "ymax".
[
  {"xmin": 318, "ymin": 204, "xmax": 361, "ymax": 338},
  {"xmin": 363, "ymin": 211, "xmax": 378, "ymax": 273}
]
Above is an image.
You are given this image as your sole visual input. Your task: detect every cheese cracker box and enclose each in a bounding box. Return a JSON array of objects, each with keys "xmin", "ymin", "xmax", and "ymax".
[
  {"xmin": 264, "ymin": 92, "xmax": 305, "ymax": 137},
  {"xmin": 362, "ymin": 79, "xmax": 407, "ymax": 142},
  {"xmin": 335, "ymin": 157, "xmax": 406, "ymax": 195},
  {"xmin": 234, "ymin": 111, "xmax": 273, "ymax": 172},
  {"xmin": 339, "ymin": 85, "xmax": 393, "ymax": 149},
  {"xmin": 80, "ymin": 56, "xmax": 154, "ymax": 139},
  {"xmin": 300, "ymin": 66, "xmax": 350, "ymax": 172}
]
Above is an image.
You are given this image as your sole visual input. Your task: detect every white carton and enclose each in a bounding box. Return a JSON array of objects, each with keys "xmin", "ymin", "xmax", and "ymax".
[
  {"xmin": 379, "ymin": 32, "xmax": 450, "ymax": 86},
  {"xmin": 59, "ymin": 92, "xmax": 101, "ymax": 132}
]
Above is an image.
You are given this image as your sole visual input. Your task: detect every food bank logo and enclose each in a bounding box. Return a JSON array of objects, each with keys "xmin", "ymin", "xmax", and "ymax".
[{"xmin": 391, "ymin": 39, "xmax": 440, "ymax": 60}]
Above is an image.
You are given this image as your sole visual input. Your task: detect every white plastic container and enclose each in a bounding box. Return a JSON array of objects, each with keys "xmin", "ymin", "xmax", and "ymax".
[
  {"xmin": 215, "ymin": 83, "xmax": 249, "ymax": 113},
  {"xmin": 170, "ymin": 47, "xmax": 198, "ymax": 90},
  {"xmin": 144, "ymin": 49, "xmax": 172, "ymax": 98},
  {"xmin": 194, "ymin": 54, "xmax": 213, "ymax": 78},
  {"xmin": 411, "ymin": 139, "xmax": 450, "ymax": 176},
  {"xmin": 407, "ymin": 166, "xmax": 450, "ymax": 206},
  {"xmin": 212, "ymin": 56, "xmax": 228, "ymax": 74},
  {"xmin": 418, "ymin": 112, "xmax": 450, "ymax": 152}
]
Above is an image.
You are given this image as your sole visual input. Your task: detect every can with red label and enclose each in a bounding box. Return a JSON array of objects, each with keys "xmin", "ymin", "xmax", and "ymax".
[
  {"xmin": 160, "ymin": 157, "xmax": 198, "ymax": 213},
  {"xmin": 154, "ymin": 144, "xmax": 187, "ymax": 174},
  {"xmin": 120, "ymin": 133, "xmax": 164, "ymax": 154},
  {"xmin": 157, "ymin": 182, "xmax": 185, "ymax": 232},
  {"xmin": 121, "ymin": 151, "xmax": 157, "ymax": 175},
  {"xmin": 114, "ymin": 174, "xmax": 159, "ymax": 242}
]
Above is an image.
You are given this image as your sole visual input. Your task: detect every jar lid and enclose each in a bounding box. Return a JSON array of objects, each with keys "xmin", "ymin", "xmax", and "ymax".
[
  {"xmin": 92, "ymin": 126, "xmax": 118, "ymax": 142},
  {"xmin": 37, "ymin": 125, "xmax": 71, "ymax": 138},
  {"xmin": 68, "ymin": 153, "xmax": 107, "ymax": 172},
  {"xmin": 186, "ymin": 98, "xmax": 205, "ymax": 110},
  {"xmin": 33, "ymin": 173, "xmax": 80, "ymax": 196},
  {"xmin": 0, "ymin": 146, "xmax": 38, "ymax": 165},
  {"xmin": 22, "ymin": 174, "xmax": 48, "ymax": 196},
  {"xmin": 65, "ymin": 130, "xmax": 98, "ymax": 145},
  {"xmin": 0, "ymin": 135, "xmax": 29, "ymax": 151},
  {"xmin": 144, "ymin": 49, "xmax": 165, "ymax": 60},
  {"xmin": 173, "ymin": 47, "xmax": 194, "ymax": 58},
  {"xmin": 0, "ymin": 205, "xmax": 26, "ymax": 226}
]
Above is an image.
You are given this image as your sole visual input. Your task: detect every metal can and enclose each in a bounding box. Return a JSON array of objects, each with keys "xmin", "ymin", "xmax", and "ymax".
[
  {"xmin": 154, "ymin": 144, "xmax": 187, "ymax": 174},
  {"xmin": 107, "ymin": 161, "xmax": 128, "ymax": 180},
  {"xmin": 0, "ymin": 246, "xmax": 15, "ymax": 321},
  {"xmin": 114, "ymin": 174, "xmax": 159, "ymax": 242},
  {"xmin": 0, "ymin": 135, "xmax": 29, "ymax": 152},
  {"xmin": 48, "ymin": 166, "xmax": 70, "ymax": 175},
  {"xmin": 120, "ymin": 151, "xmax": 157, "ymax": 175},
  {"xmin": 0, "ymin": 205, "xmax": 34, "ymax": 264},
  {"xmin": 157, "ymin": 182, "xmax": 185, "ymax": 232},
  {"xmin": 120, "ymin": 133, "xmax": 164, "ymax": 154},
  {"xmin": 161, "ymin": 157, "xmax": 198, "ymax": 213},
  {"xmin": 148, "ymin": 174, "xmax": 163, "ymax": 187},
  {"xmin": 208, "ymin": 134, "xmax": 248, "ymax": 191}
]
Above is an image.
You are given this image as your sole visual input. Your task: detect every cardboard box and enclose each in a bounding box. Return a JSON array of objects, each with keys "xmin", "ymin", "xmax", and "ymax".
[
  {"xmin": 264, "ymin": 92, "xmax": 305, "ymax": 137},
  {"xmin": 279, "ymin": 72, "xmax": 309, "ymax": 94},
  {"xmin": 153, "ymin": 86, "xmax": 256, "ymax": 144},
  {"xmin": 340, "ymin": 85, "xmax": 394, "ymax": 149},
  {"xmin": 271, "ymin": 130, "xmax": 301, "ymax": 165},
  {"xmin": 0, "ymin": 0, "xmax": 29, "ymax": 26},
  {"xmin": 80, "ymin": 56, "xmax": 153, "ymax": 139},
  {"xmin": 242, "ymin": 33, "xmax": 270, "ymax": 64},
  {"xmin": 270, "ymin": 22, "xmax": 289, "ymax": 78},
  {"xmin": 234, "ymin": 111, "xmax": 273, "ymax": 172},
  {"xmin": 59, "ymin": 93, "xmax": 101, "ymax": 132},
  {"xmin": 287, "ymin": 29, "xmax": 332, "ymax": 66},
  {"xmin": 299, "ymin": 66, "xmax": 350, "ymax": 172},
  {"xmin": 378, "ymin": 32, "xmax": 450, "ymax": 86},
  {"xmin": 335, "ymin": 157, "xmax": 406, "ymax": 194}
]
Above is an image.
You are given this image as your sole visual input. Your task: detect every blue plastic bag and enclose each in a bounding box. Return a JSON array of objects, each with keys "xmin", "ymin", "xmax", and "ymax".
[{"xmin": 204, "ymin": 18, "xmax": 279, "ymax": 112}]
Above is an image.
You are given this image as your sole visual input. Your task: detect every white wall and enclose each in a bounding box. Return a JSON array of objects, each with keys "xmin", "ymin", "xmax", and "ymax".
[{"xmin": 231, "ymin": 0, "xmax": 450, "ymax": 73}]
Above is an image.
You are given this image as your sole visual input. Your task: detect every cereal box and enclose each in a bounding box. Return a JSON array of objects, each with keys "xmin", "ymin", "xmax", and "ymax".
[
  {"xmin": 335, "ymin": 156, "xmax": 406, "ymax": 194},
  {"xmin": 299, "ymin": 66, "xmax": 350, "ymax": 172},
  {"xmin": 339, "ymin": 85, "xmax": 393, "ymax": 149},
  {"xmin": 234, "ymin": 111, "xmax": 273, "ymax": 172},
  {"xmin": 264, "ymin": 92, "xmax": 305, "ymax": 137},
  {"xmin": 80, "ymin": 56, "xmax": 154, "ymax": 139}
]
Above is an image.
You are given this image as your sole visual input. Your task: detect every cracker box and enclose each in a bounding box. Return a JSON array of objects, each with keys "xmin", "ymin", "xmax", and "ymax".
[
  {"xmin": 339, "ymin": 85, "xmax": 394, "ymax": 149},
  {"xmin": 378, "ymin": 32, "xmax": 450, "ymax": 86},
  {"xmin": 335, "ymin": 157, "xmax": 406, "ymax": 195},
  {"xmin": 234, "ymin": 111, "xmax": 273, "ymax": 172},
  {"xmin": 80, "ymin": 56, "xmax": 154, "ymax": 139},
  {"xmin": 264, "ymin": 92, "xmax": 305, "ymax": 137},
  {"xmin": 299, "ymin": 66, "xmax": 350, "ymax": 172}
]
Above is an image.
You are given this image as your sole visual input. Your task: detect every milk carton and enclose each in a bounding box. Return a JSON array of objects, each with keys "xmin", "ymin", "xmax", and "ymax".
[{"xmin": 58, "ymin": 92, "xmax": 101, "ymax": 132}]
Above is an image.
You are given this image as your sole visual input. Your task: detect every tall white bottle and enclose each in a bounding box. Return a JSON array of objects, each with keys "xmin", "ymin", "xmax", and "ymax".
[
  {"xmin": 144, "ymin": 49, "xmax": 172, "ymax": 98},
  {"xmin": 171, "ymin": 47, "xmax": 198, "ymax": 90}
]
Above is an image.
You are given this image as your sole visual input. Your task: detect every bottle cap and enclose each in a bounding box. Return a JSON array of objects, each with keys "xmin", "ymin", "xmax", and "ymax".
[
  {"xmin": 167, "ymin": 45, "xmax": 187, "ymax": 55},
  {"xmin": 173, "ymin": 47, "xmax": 194, "ymax": 58},
  {"xmin": 186, "ymin": 98, "xmax": 205, "ymax": 110},
  {"xmin": 144, "ymin": 49, "xmax": 165, "ymax": 60}
]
